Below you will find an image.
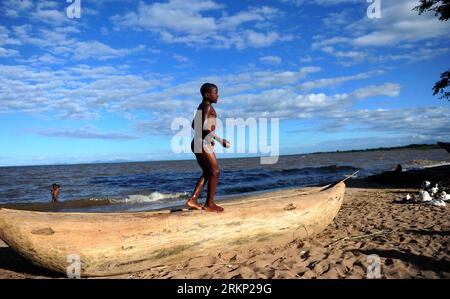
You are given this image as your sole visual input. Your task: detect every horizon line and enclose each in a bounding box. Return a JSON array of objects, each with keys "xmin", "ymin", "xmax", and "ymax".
[{"xmin": 0, "ymin": 143, "xmax": 441, "ymax": 168}]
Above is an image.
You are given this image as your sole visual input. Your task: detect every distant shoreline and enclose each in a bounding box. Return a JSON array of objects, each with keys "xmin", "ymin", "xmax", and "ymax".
[
  {"xmin": 304, "ymin": 143, "xmax": 441, "ymax": 155},
  {"xmin": 0, "ymin": 143, "xmax": 445, "ymax": 168}
]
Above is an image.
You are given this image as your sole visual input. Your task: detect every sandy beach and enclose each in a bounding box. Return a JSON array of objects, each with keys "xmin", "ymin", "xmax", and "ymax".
[{"xmin": 0, "ymin": 167, "xmax": 449, "ymax": 279}]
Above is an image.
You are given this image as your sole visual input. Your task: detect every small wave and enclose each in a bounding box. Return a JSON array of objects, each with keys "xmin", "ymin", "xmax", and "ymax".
[
  {"xmin": 277, "ymin": 165, "xmax": 359, "ymax": 174},
  {"xmin": 419, "ymin": 162, "xmax": 450, "ymax": 169},
  {"xmin": 403, "ymin": 160, "xmax": 450, "ymax": 171},
  {"xmin": 1, "ymin": 191, "xmax": 190, "ymax": 212},
  {"xmin": 104, "ymin": 191, "xmax": 189, "ymax": 204}
]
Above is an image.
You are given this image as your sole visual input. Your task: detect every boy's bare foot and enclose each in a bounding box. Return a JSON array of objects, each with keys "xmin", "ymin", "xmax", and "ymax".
[
  {"xmin": 203, "ymin": 203, "xmax": 224, "ymax": 212},
  {"xmin": 186, "ymin": 198, "xmax": 203, "ymax": 210}
]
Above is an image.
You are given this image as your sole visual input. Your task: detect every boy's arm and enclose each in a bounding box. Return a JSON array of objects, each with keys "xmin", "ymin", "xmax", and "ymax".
[
  {"xmin": 201, "ymin": 105, "xmax": 215, "ymax": 137},
  {"xmin": 202, "ymin": 105, "xmax": 230, "ymax": 148}
]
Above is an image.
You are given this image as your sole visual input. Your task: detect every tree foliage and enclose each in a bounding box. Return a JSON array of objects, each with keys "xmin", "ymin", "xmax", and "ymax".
[
  {"xmin": 413, "ymin": 0, "xmax": 450, "ymax": 100},
  {"xmin": 413, "ymin": 0, "xmax": 450, "ymax": 21},
  {"xmin": 433, "ymin": 70, "xmax": 450, "ymax": 100}
]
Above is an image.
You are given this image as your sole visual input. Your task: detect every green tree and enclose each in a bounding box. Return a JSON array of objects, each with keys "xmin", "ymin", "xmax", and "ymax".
[
  {"xmin": 432, "ymin": 71, "xmax": 450, "ymax": 100},
  {"xmin": 413, "ymin": 0, "xmax": 450, "ymax": 101}
]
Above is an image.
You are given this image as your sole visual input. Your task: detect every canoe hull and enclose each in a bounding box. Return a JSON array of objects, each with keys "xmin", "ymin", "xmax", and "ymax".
[{"xmin": 0, "ymin": 182, "xmax": 345, "ymax": 277}]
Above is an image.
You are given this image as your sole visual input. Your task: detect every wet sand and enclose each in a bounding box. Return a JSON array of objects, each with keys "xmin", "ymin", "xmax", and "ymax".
[{"xmin": 0, "ymin": 168, "xmax": 449, "ymax": 279}]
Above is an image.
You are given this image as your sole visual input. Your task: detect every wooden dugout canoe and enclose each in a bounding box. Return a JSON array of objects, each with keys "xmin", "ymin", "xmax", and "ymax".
[{"xmin": 0, "ymin": 182, "xmax": 345, "ymax": 277}]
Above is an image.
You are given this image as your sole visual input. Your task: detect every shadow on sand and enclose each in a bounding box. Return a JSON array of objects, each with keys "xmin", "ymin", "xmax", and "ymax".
[
  {"xmin": 0, "ymin": 246, "xmax": 63, "ymax": 278},
  {"xmin": 405, "ymin": 229, "xmax": 450, "ymax": 237}
]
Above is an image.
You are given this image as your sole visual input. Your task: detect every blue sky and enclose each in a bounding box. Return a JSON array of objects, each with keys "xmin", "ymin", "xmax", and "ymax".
[{"xmin": 0, "ymin": 0, "xmax": 449, "ymax": 166}]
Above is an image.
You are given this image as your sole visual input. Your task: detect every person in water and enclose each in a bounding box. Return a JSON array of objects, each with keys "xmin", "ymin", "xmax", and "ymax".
[
  {"xmin": 186, "ymin": 83, "xmax": 231, "ymax": 212},
  {"xmin": 51, "ymin": 183, "xmax": 60, "ymax": 203}
]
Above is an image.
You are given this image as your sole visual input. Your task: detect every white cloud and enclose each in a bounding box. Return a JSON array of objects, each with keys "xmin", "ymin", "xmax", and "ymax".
[
  {"xmin": 172, "ymin": 54, "xmax": 190, "ymax": 63},
  {"xmin": 219, "ymin": 6, "xmax": 281, "ymax": 29},
  {"xmin": 82, "ymin": 7, "xmax": 99, "ymax": 16},
  {"xmin": 239, "ymin": 30, "xmax": 292, "ymax": 48},
  {"xmin": 18, "ymin": 53, "xmax": 64, "ymax": 65},
  {"xmin": 112, "ymin": 0, "xmax": 293, "ymax": 49},
  {"xmin": 299, "ymin": 70, "xmax": 383, "ymax": 90},
  {"xmin": 299, "ymin": 55, "xmax": 315, "ymax": 63},
  {"xmin": 342, "ymin": 0, "xmax": 450, "ymax": 47},
  {"xmin": 225, "ymin": 90, "xmax": 326, "ymax": 119},
  {"xmin": 0, "ymin": 47, "xmax": 19, "ymax": 57},
  {"xmin": 325, "ymin": 107, "xmax": 450, "ymax": 138},
  {"xmin": 0, "ymin": 61, "xmax": 439, "ymax": 141},
  {"xmin": 31, "ymin": 8, "xmax": 68, "ymax": 25},
  {"xmin": 2, "ymin": 0, "xmax": 96, "ymax": 25},
  {"xmin": 8, "ymin": 25, "xmax": 146, "ymax": 62},
  {"xmin": 36, "ymin": 1, "xmax": 59, "ymax": 10},
  {"xmin": 216, "ymin": 66, "xmax": 321, "ymax": 94},
  {"xmin": 0, "ymin": 26, "xmax": 22, "ymax": 46},
  {"xmin": 260, "ymin": 55, "xmax": 282, "ymax": 64},
  {"xmin": 2, "ymin": 0, "xmax": 68, "ymax": 25},
  {"xmin": 279, "ymin": 0, "xmax": 361, "ymax": 6},
  {"xmin": 323, "ymin": 11, "xmax": 353, "ymax": 28},
  {"xmin": 0, "ymin": 64, "xmax": 169, "ymax": 120},
  {"xmin": 111, "ymin": 0, "xmax": 222, "ymax": 34},
  {"xmin": 71, "ymin": 42, "xmax": 145, "ymax": 61},
  {"xmin": 218, "ymin": 80, "xmax": 401, "ymax": 121},
  {"xmin": 134, "ymin": 115, "xmax": 183, "ymax": 135},
  {"xmin": 369, "ymin": 47, "xmax": 450, "ymax": 64},
  {"xmin": 309, "ymin": 0, "xmax": 450, "ymax": 66},
  {"xmin": 311, "ymin": 36, "xmax": 351, "ymax": 50},
  {"xmin": 352, "ymin": 83, "xmax": 401, "ymax": 99},
  {"xmin": 160, "ymin": 29, "xmax": 293, "ymax": 49},
  {"xmin": 1, "ymin": 0, "xmax": 33, "ymax": 17},
  {"xmin": 0, "ymin": 63, "xmax": 318, "ymax": 131},
  {"xmin": 321, "ymin": 46, "xmax": 366, "ymax": 65},
  {"xmin": 30, "ymin": 126, "xmax": 139, "ymax": 140}
]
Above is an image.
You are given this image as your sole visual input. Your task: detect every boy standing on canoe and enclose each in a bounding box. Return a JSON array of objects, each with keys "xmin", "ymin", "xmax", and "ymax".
[{"xmin": 186, "ymin": 83, "xmax": 231, "ymax": 212}]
